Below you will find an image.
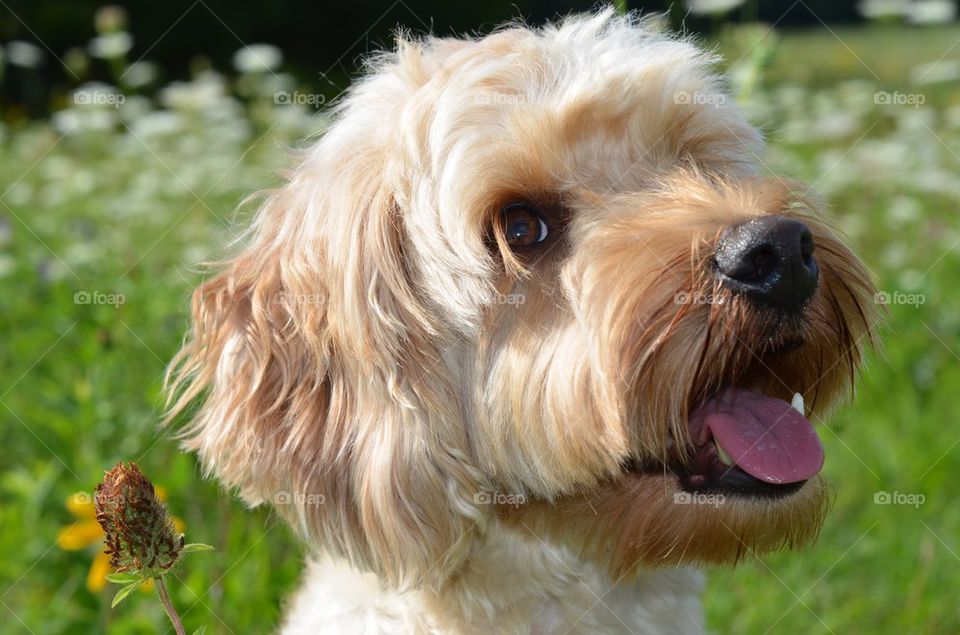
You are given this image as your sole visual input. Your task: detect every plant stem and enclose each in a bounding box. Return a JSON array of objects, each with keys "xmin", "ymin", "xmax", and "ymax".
[{"xmin": 154, "ymin": 576, "xmax": 186, "ymax": 635}]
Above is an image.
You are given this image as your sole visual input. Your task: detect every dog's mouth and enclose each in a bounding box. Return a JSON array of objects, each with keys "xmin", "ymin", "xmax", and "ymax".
[
  {"xmin": 683, "ymin": 387, "xmax": 822, "ymax": 495},
  {"xmin": 628, "ymin": 387, "xmax": 824, "ymax": 498}
]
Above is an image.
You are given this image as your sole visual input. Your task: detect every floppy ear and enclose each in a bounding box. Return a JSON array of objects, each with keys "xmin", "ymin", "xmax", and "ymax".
[{"xmin": 166, "ymin": 55, "xmax": 487, "ymax": 588}]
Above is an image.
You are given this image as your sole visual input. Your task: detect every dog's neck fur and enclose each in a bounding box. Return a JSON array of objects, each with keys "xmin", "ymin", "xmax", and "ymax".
[{"xmin": 281, "ymin": 523, "xmax": 706, "ymax": 634}]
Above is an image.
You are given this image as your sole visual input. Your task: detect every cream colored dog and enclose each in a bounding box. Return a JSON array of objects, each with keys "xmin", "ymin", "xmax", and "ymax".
[{"xmin": 167, "ymin": 10, "xmax": 876, "ymax": 634}]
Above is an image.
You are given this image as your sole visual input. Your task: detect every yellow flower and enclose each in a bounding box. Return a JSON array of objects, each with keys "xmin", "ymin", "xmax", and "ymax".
[{"xmin": 58, "ymin": 487, "xmax": 186, "ymax": 593}]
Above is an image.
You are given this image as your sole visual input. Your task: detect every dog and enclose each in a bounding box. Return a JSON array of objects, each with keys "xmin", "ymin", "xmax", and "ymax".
[{"xmin": 166, "ymin": 10, "xmax": 877, "ymax": 634}]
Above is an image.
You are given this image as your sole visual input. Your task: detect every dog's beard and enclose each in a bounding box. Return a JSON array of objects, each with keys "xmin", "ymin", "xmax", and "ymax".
[{"xmin": 499, "ymin": 471, "xmax": 830, "ymax": 579}]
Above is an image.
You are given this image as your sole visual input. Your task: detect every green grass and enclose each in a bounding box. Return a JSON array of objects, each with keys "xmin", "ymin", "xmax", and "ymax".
[{"xmin": 2, "ymin": 22, "xmax": 960, "ymax": 635}]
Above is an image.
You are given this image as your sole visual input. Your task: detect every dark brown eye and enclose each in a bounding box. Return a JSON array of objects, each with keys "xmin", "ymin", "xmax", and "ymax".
[{"xmin": 501, "ymin": 204, "xmax": 549, "ymax": 248}]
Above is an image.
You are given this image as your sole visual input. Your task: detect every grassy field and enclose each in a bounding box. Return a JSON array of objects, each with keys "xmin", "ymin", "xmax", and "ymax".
[{"xmin": 2, "ymin": 22, "xmax": 960, "ymax": 635}]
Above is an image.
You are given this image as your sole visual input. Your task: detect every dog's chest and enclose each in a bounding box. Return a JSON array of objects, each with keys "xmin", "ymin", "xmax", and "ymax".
[{"xmin": 281, "ymin": 526, "xmax": 706, "ymax": 634}]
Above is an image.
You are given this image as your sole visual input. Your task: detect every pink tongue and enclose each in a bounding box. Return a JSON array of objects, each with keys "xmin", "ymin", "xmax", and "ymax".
[{"xmin": 690, "ymin": 388, "xmax": 824, "ymax": 484}]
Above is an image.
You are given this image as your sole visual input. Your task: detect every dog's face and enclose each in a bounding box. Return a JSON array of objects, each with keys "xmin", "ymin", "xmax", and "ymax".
[{"xmin": 168, "ymin": 12, "xmax": 877, "ymax": 588}]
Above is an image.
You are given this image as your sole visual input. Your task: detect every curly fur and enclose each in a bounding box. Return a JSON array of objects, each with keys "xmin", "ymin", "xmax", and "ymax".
[{"xmin": 166, "ymin": 10, "xmax": 877, "ymax": 634}]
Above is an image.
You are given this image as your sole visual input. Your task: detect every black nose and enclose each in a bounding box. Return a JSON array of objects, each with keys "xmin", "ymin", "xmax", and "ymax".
[{"xmin": 714, "ymin": 216, "xmax": 818, "ymax": 311}]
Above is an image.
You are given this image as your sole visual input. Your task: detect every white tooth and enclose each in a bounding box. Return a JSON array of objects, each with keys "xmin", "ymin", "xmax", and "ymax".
[
  {"xmin": 715, "ymin": 442, "xmax": 734, "ymax": 466},
  {"xmin": 791, "ymin": 392, "xmax": 805, "ymax": 416}
]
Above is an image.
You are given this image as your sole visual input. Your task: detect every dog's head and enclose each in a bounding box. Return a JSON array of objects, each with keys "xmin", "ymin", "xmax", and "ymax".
[{"xmin": 167, "ymin": 11, "xmax": 877, "ymax": 589}]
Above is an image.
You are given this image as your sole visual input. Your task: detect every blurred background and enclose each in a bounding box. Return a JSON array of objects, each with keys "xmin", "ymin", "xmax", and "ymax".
[{"xmin": 1, "ymin": 0, "xmax": 958, "ymax": 633}]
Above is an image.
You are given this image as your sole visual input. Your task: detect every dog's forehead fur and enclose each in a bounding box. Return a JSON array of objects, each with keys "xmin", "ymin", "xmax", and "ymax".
[{"xmin": 393, "ymin": 14, "xmax": 761, "ymax": 185}]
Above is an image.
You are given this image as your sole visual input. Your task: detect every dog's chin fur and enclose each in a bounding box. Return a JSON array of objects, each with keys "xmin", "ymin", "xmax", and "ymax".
[
  {"xmin": 165, "ymin": 9, "xmax": 877, "ymax": 634},
  {"xmin": 500, "ymin": 474, "xmax": 829, "ymax": 580}
]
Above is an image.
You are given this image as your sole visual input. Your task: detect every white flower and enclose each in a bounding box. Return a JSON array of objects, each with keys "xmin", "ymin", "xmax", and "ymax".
[
  {"xmin": 88, "ymin": 32, "xmax": 133, "ymax": 59},
  {"xmin": 124, "ymin": 61, "xmax": 158, "ymax": 88},
  {"xmin": 51, "ymin": 108, "xmax": 117, "ymax": 134},
  {"xmin": 908, "ymin": 0, "xmax": 957, "ymax": 24},
  {"xmin": 856, "ymin": 0, "xmax": 909, "ymax": 19},
  {"xmin": 910, "ymin": 59, "xmax": 960, "ymax": 85},
  {"xmin": 898, "ymin": 269, "xmax": 923, "ymax": 291},
  {"xmin": 880, "ymin": 243, "xmax": 908, "ymax": 269},
  {"xmin": 160, "ymin": 72, "xmax": 228, "ymax": 112},
  {"xmin": 233, "ymin": 44, "xmax": 282, "ymax": 73},
  {"xmin": 887, "ymin": 196, "xmax": 921, "ymax": 225},
  {"xmin": 814, "ymin": 112, "xmax": 859, "ymax": 139},
  {"xmin": 129, "ymin": 111, "xmax": 184, "ymax": 138},
  {"xmin": 685, "ymin": 0, "xmax": 745, "ymax": 15},
  {"xmin": 6, "ymin": 41, "xmax": 44, "ymax": 69}
]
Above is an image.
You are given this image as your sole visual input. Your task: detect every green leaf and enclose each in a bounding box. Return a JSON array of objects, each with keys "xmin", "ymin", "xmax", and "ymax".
[
  {"xmin": 192, "ymin": 628, "xmax": 207, "ymax": 635},
  {"xmin": 111, "ymin": 581, "xmax": 141, "ymax": 608},
  {"xmin": 181, "ymin": 543, "xmax": 214, "ymax": 554},
  {"xmin": 105, "ymin": 572, "xmax": 141, "ymax": 584}
]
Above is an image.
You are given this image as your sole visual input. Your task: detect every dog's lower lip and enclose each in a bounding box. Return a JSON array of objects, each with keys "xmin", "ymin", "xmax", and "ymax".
[
  {"xmin": 621, "ymin": 450, "xmax": 807, "ymax": 498},
  {"xmin": 679, "ymin": 461, "xmax": 807, "ymax": 497}
]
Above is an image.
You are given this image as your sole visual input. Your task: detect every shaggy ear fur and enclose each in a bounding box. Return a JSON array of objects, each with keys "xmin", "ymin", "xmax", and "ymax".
[{"xmin": 165, "ymin": 38, "xmax": 487, "ymax": 589}]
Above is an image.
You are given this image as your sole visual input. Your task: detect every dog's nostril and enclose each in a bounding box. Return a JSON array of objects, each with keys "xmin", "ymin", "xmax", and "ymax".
[
  {"xmin": 800, "ymin": 231, "xmax": 815, "ymax": 267},
  {"xmin": 714, "ymin": 216, "xmax": 819, "ymax": 312}
]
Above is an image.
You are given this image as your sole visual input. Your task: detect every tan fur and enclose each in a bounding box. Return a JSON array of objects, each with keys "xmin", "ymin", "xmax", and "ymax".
[{"xmin": 166, "ymin": 10, "xmax": 877, "ymax": 633}]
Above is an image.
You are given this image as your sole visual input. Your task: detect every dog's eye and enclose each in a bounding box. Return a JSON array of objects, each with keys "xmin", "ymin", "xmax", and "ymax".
[{"xmin": 501, "ymin": 204, "xmax": 549, "ymax": 248}]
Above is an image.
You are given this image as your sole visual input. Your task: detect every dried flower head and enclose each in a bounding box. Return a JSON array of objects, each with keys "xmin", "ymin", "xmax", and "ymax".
[{"xmin": 94, "ymin": 462, "xmax": 184, "ymax": 576}]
